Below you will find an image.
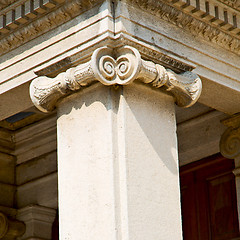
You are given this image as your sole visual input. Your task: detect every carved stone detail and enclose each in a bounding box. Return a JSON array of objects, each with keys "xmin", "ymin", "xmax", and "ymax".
[
  {"xmin": 0, "ymin": 212, "xmax": 25, "ymax": 239},
  {"xmin": 0, "ymin": 0, "xmax": 15, "ymax": 10},
  {"xmin": 130, "ymin": 0, "xmax": 240, "ymax": 55},
  {"xmin": 30, "ymin": 45, "xmax": 202, "ymax": 112},
  {"xmin": 0, "ymin": 0, "xmax": 240, "ymax": 56},
  {"xmin": 0, "ymin": 0, "xmax": 101, "ymax": 55},
  {"xmin": 217, "ymin": 0, "xmax": 240, "ymax": 10},
  {"xmin": 0, "ymin": 212, "xmax": 8, "ymax": 238},
  {"xmin": 220, "ymin": 113, "xmax": 240, "ymax": 159}
]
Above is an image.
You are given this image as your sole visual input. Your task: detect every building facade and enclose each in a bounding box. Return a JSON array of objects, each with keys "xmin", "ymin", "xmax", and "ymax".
[{"xmin": 0, "ymin": 0, "xmax": 240, "ymax": 239}]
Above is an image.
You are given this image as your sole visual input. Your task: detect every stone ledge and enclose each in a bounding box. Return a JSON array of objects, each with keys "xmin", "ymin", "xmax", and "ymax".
[
  {"xmin": 0, "ymin": 0, "xmax": 103, "ymax": 56},
  {"xmin": 0, "ymin": 0, "xmax": 240, "ymax": 57},
  {"xmin": 0, "ymin": 0, "xmax": 65, "ymax": 34},
  {"xmin": 128, "ymin": 0, "xmax": 240, "ymax": 55}
]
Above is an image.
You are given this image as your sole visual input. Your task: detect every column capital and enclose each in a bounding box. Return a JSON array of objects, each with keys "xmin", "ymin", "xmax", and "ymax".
[
  {"xmin": 220, "ymin": 113, "xmax": 240, "ymax": 159},
  {"xmin": 30, "ymin": 45, "xmax": 202, "ymax": 113},
  {"xmin": 0, "ymin": 211, "xmax": 25, "ymax": 239}
]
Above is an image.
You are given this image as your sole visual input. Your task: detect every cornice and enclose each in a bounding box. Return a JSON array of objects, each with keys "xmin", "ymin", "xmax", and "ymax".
[
  {"xmin": 0, "ymin": 0, "xmax": 102, "ymax": 56},
  {"xmin": 1, "ymin": 0, "xmax": 240, "ymax": 56},
  {"xmin": 0, "ymin": 0, "xmax": 16, "ymax": 10},
  {"xmin": 128, "ymin": 0, "xmax": 240, "ymax": 55},
  {"xmin": 217, "ymin": 0, "xmax": 240, "ymax": 11},
  {"xmin": 220, "ymin": 113, "xmax": 240, "ymax": 159},
  {"xmin": 30, "ymin": 45, "xmax": 202, "ymax": 112}
]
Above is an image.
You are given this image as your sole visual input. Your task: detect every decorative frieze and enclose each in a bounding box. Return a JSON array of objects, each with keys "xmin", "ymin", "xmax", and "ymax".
[
  {"xmin": 0, "ymin": 211, "xmax": 25, "ymax": 239},
  {"xmin": 130, "ymin": 0, "xmax": 240, "ymax": 54},
  {"xmin": 30, "ymin": 45, "xmax": 202, "ymax": 112},
  {"xmin": 0, "ymin": 0, "xmax": 65, "ymax": 33},
  {"xmin": 169, "ymin": 0, "xmax": 240, "ymax": 30},
  {"xmin": 220, "ymin": 113, "xmax": 240, "ymax": 159},
  {"xmin": 0, "ymin": 0, "xmax": 240, "ymax": 56},
  {"xmin": 217, "ymin": 0, "xmax": 240, "ymax": 11},
  {"xmin": 0, "ymin": 0, "xmax": 101, "ymax": 55},
  {"xmin": 0, "ymin": 0, "xmax": 16, "ymax": 10}
]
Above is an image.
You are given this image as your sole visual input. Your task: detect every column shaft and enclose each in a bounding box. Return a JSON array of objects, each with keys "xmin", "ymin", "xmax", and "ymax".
[{"xmin": 57, "ymin": 83, "xmax": 182, "ymax": 239}]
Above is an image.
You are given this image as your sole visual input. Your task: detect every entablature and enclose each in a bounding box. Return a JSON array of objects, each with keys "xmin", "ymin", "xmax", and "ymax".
[{"xmin": 0, "ymin": 0, "xmax": 240, "ymax": 56}]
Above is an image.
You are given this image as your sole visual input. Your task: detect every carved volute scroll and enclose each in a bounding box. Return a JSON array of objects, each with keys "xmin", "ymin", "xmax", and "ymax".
[
  {"xmin": 0, "ymin": 212, "xmax": 8, "ymax": 238},
  {"xmin": 30, "ymin": 46, "xmax": 202, "ymax": 113},
  {"xmin": 220, "ymin": 113, "xmax": 240, "ymax": 159},
  {"xmin": 0, "ymin": 212, "xmax": 25, "ymax": 239}
]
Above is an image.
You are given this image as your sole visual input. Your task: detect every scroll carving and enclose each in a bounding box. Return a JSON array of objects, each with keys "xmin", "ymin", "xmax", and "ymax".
[
  {"xmin": 30, "ymin": 46, "xmax": 202, "ymax": 112},
  {"xmin": 220, "ymin": 113, "xmax": 240, "ymax": 159},
  {"xmin": 0, "ymin": 212, "xmax": 25, "ymax": 239},
  {"xmin": 0, "ymin": 212, "xmax": 8, "ymax": 238}
]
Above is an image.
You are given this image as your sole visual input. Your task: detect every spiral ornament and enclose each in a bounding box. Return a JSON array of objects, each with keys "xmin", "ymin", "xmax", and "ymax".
[
  {"xmin": 91, "ymin": 45, "xmax": 142, "ymax": 85},
  {"xmin": 220, "ymin": 127, "xmax": 240, "ymax": 159},
  {"xmin": 99, "ymin": 55, "xmax": 116, "ymax": 81}
]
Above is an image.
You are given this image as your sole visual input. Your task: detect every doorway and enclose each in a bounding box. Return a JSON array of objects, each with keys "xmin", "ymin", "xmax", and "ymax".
[{"xmin": 180, "ymin": 154, "xmax": 240, "ymax": 240}]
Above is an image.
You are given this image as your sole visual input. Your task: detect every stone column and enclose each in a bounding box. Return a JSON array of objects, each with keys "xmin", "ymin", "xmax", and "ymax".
[
  {"xmin": 220, "ymin": 113, "xmax": 240, "ymax": 227},
  {"xmin": 0, "ymin": 211, "xmax": 25, "ymax": 239},
  {"xmin": 17, "ymin": 205, "xmax": 56, "ymax": 240},
  {"xmin": 30, "ymin": 45, "xmax": 202, "ymax": 239}
]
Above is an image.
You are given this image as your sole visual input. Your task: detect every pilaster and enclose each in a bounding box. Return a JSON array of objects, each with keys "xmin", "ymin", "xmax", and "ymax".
[
  {"xmin": 16, "ymin": 205, "xmax": 56, "ymax": 240},
  {"xmin": 29, "ymin": 45, "xmax": 202, "ymax": 239},
  {"xmin": 0, "ymin": 211, "xmax": 25, "ymax": 240},
  {"xmin": 220, "ymin": 113, "xmax": 240, "ymax": 160},
  {"xmin": 220, "ymin": 113, "xmax": 240, "ymax": 227}
]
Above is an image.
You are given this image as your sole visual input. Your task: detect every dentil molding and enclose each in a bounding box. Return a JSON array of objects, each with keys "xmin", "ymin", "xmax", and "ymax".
[
  {"xmin": 0, "ymin": 211, "xmax": 25, "ymax": 239},
  {"xmin": 217, "ymin": 0, "xmax": 240, "ymax": 10},
  {"xmin": 129, "ymin": 0, "xmax": 240, "ymax": 55},
  {"xmin": 0, "ymin": 0, "xmax": 240, "ymax": 56},
  {"xmin": 220, "ymin": 113, "xmax": 240, "ymax": 159},
  {"xmin": 0, "ymin": 0, "xmax": 15, "ymax": 10},
  {"xmin": 0, "ymin": 0, "xmax": 101, "ymax": 56},
  {"xmin": 30, "ymin": 45, "xmax": 202, "ymax": 112}
]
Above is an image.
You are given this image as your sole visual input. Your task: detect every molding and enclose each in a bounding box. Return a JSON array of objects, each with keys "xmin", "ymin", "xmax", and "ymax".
[
  {"xmin": 0, "ymin": 0, "xmax": 16, "ymax": 10},
  {"xmin": 17, "ymin": 205, "xmax": 56, "ymax": 240},
  {"xmin": 34, "ymin": 38, "xmax": 195, "ymax": 79},
  {"xmin": 30, "ymin": 45, "xmax": 202, "ymax": 112},
  {"xmin": 220, "ymin": 113, "xmax": 240, "ymax": 159},
  {"xmin": 0, "ymin": 0, "xmax": 65, "ymax": 33},
  {"xmin": 0, "ymin": 211, "xmax": 25, "ymax": 239},
  {"xmin": 217, "ymin": 0, "xmax": 240, "ymax": 11},
  {"xmin": 0, "ymin": 0, "xmax": 102, "ymax": 56},
  {"xmin": 128, "ymin": 0, "xmax": 240, "ymax": 55},
  {"xmin": 0, "ymin": 0, "xmax": 240, "ymax": 56}
]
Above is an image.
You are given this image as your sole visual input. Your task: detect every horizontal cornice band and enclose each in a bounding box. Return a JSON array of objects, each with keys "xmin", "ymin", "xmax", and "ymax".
[
  {"xmin": 0, "ymin": 0, "xmax": 240, "ymax": 56},
  {"xmin": 0, "ymin": 0, "xmax": 103, "ymax": 56},
  {"xmin": 128, "ymin": 0, "xmax": 240, "ymax": 54}
]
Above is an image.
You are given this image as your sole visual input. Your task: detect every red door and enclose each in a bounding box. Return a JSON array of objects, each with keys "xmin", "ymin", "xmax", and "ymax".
[{"xmin": 180, "ymin": 154, "xmax": 240, "ymax": 240}]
